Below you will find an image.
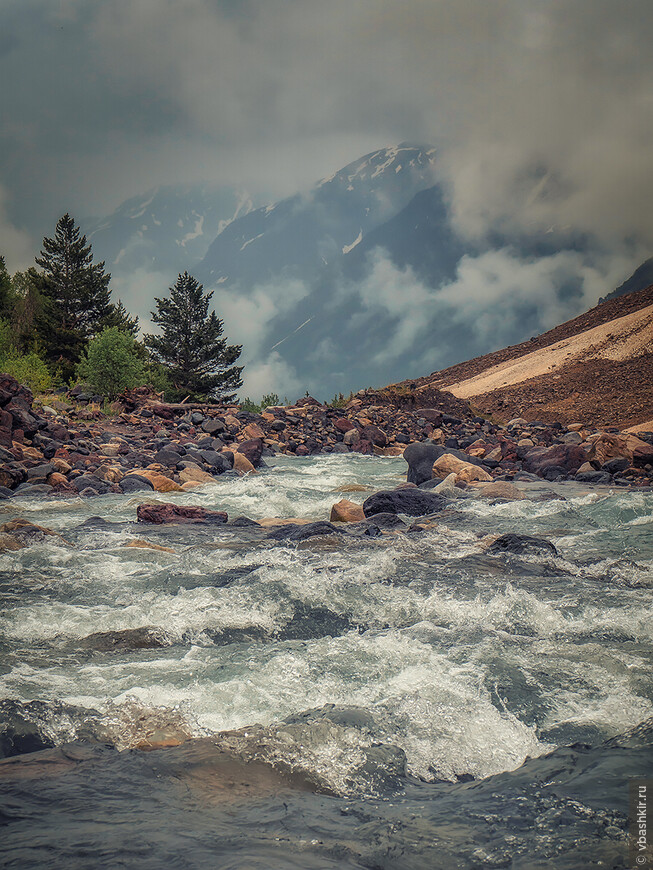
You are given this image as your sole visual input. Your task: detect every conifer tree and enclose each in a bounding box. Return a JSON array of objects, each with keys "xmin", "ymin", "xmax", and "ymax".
[
  {"xmin": 103, "ymin": 299, "xmax": 139, "ymax": 337},
  {"xmin": 144, "ymin": 271, "xmax": 243, "ymax": 402},
  {"xmin": 35, "ymin": 214, "xmax": 113, "ymax": 372}
]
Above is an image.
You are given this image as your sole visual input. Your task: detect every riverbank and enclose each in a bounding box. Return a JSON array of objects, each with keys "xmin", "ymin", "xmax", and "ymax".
[{"xmin": 1, "ymin": 376, "xmax": 652, "ymax": 507}]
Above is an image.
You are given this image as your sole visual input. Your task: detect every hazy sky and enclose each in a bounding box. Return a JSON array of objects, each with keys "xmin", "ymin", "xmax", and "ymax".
[{"xmin": 2, "ymin": 0, "xmax": 652, "ymax": 271}]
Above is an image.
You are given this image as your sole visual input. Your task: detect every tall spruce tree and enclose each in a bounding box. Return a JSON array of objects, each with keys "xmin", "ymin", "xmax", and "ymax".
[
  {"xmin": 144, "ymin": 271, "xmax": 243, "ymax": 402},
  {"xmin": 35, "ymin": 214, "xmax": 113, "ymax": 373}
]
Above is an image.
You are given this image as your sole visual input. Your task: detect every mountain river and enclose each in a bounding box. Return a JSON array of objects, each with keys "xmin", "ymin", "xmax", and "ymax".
[{"xmin": 1, "ymin": 454, "xmax": 652, "ymax": 868}]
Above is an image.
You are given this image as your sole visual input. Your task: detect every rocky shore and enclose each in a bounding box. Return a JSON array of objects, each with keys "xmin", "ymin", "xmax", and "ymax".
[{"xmin": 1, "ymin": 374, "xmax": 652, "ymax": 511}]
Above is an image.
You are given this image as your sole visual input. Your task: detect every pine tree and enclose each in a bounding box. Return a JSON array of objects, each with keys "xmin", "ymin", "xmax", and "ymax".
[
  {"xmin": 35, "ymin": 214, "xmax": 113, "ymax": 373},
  {"xmin": 102, "ymin": 299, "xmax": 139, "ymax": 337},
  {"xmin": 144, "ymin": 271, "xmax": 243, "ymax": 402},
  {"xmin": 0, "ymin": 256, "xmax": 15, "ymax": 319}
]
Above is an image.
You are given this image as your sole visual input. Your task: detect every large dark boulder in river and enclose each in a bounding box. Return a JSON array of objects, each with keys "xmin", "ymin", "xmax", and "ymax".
[
  {"xmin": 487, "ymin": 533, "xmax": 558, "ymax": 556},
  {"xmin": 120, "ymin": 474, "xmax": 155, "ymax": 493},
  {"xmin": 363, "ymin": 488, "xmax": 449, "ymax": 517},
  {"xmin": 267, "ymin": 521, "xmax": 344, "ymax": 541},
  {"xmin": 137, "ymin": 503, "xmax": 228, "ymax": 524},
  {"xmin": 403, "ymin": 441, "xmax": 443, "ymax": 485}
]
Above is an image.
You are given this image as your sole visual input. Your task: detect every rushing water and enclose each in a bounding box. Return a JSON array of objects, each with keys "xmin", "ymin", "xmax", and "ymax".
[{"xmin": 1, "ymin": 454, "xmax": 652, "ymax": 868}]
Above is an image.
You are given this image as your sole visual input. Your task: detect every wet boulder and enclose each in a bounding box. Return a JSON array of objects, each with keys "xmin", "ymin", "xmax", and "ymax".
[
  {"xmin": 237, "ymin": 438, "xmax": 264, "ymax": 467},
  {"xmin": 487, "ymin": 533, "xmax": 558, "ymax": 556},
  {"xmin": 524, "ymin": 444, "xmax": 588, "ymax": 476},
  {"xmin": 403, "ymin": 441, "xmax": 443, "ymax": 485},
  {"xmin": 119, "ymin": 474, "xmax": 155, "ymax": 493},
  {"xmin": 267, "ymin": 521, "xmax": 344, "ymax": 541},
  {"xmin": 136, "ymin": 502, "xmax": 228, "ymax": 524},
  {"xmin": 71, "ymin": 474, "xmax": 112, "ymax": 495},
  {"xmin": 363, "ymin": 489, "xmax": 449, "ymax": 517}
]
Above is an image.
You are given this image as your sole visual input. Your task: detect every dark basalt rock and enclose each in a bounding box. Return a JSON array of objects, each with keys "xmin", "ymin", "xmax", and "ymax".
[
  {"xmin": 487, "ymin": 533, "xmax": 558, "ymax": 556},
  {"xmin": 201, "ymin": 418, "xmax": 225, "ymax": 435},
  {"xmin": 363, "ymin": 488, "xmax": 449, "ymax": 518},
  {"xmin": 137, "ymin": 503, "xmax": 228, "ymax": 525},
  {"xmin": 120, "ymin": 474, "xmax": 155, "ymax": 493},
  {"xmin": 267, "ymin": 521, "xmax": 344, "ymax": 541},
  {"xmin": 276, "ymin": 601, "xmax": 356, "ymax": 640},
  {"xmin": 197, "ymin": 449, "xmax": 232, "ymax": 472},
  {"xmin": 72, "ymin": 474, "xmax": 111, "ymax": 494},
  {"xmin": 575, "ymin": 470, "xmax": 613, "ymax": 485},
  {"xmin": 403, "ymin": 441, "xmax": 443, "ymax": 485},
  {"xmin": 78, "ymin": 627, "xmax": 171, "ymax": 651}
]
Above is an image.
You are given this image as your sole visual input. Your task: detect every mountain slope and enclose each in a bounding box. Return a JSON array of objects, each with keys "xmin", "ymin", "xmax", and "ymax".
[
  {"xmin": 404, "ymin": 285, "xmax": 653, "ymax": 428},
  {"xmin": 87, "ymin": 183, "xmax": 256, "ymax": 278},
  {"xmin": 197, "ymin": 144, "xmax": 438, "ymax": 288}
]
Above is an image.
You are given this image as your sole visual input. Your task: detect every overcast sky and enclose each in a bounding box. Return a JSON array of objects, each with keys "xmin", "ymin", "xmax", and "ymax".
[{"xmin": 1, "ymin": 0, "xmax": 652, "ymax": 271}]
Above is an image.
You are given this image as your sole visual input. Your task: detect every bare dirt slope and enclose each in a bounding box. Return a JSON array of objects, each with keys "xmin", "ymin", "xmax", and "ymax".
[{"xmin": 395, "ymin": 285, "xmax": 653, "ymax": 428}]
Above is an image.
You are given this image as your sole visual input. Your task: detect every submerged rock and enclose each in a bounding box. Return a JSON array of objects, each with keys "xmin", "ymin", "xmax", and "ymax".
[
  {"xmin": 363, "ymin": 488, "xmax": 449, "ymax": 518},
  {"xmin": 136, "ymin": 503, "xmax": 228, "ymax": 525},
  {"xmin": 487, "ymin": 532, "xmax": 558, "ymax": 556},
  {"xmin": 267, "ymin": 520, "xmax": 344, "ymax": 541},
  {"xmin": 78, "ymin": 627, "xmax": 172, "ymax": 651}
]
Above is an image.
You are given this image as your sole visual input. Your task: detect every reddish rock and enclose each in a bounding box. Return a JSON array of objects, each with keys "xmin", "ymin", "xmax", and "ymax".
[
  {"xmin": 237, "ymin": 437, "xmax": 264, "ymax": 467},
  {"xmin": 136, "ymin": 503, "xmax": 228, "ymax": 524},
  {"xmin": 524, "ymin": 444, "xmax": 588, "ymax": 475},
  {"xmin": 295, "ymin": 444, "xmax": 310, "ymax": 456},
  {"xmin": 360, "ymin": 424, "xmax": 387, "ymax": 448},
  {"xmin": 334, "ymin": 417, "xmax": 354, "ymax": 434}
]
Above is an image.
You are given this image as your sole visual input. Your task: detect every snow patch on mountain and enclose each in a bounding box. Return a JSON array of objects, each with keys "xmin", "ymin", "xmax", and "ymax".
[{"xmin": 342, "ymin": 230, "xmax": 362, "ymax": 254}]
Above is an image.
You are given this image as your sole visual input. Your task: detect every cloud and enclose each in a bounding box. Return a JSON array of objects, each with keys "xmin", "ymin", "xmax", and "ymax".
[
  {"xmin": 239, "ymin": 351, "xmax": 301, "ymax": 402},
  {"xmin": 348, "ymin": 245, "xmax": 641, "ymax": 374},
  {"xmin": 2, "ymin": 0, "xmax": 651, "ymax": 262},
  {"xmin": 0, "ymin": 184, "xmax": 35, "ymax": 271}
]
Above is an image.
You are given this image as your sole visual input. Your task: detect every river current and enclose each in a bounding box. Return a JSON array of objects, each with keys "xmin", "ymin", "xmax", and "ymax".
[{"xmin": 1, "ymin": 454, "xmax": 652, "ymax": 868}]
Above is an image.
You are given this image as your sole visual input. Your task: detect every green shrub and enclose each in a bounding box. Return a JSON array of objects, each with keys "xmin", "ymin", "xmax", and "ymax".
[
  {"xmin": 76, "ymin": 327, "xmax": 145, "ymax": 399},
  {"xmin": 239, "ymin": 397, "xmax": 261, "ymax": 413},
  {"xmin": 0, "ymin": 352, "xmax": 52, "ymax": 394}
]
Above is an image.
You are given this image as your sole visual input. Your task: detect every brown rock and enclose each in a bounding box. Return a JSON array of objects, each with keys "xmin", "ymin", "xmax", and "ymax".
[
  {"xmin": 330, "ymin": 499, "xmax": 365, "ymax": 523},
  {"xmin": 136, "ymin": 503, "xmax": 228, "ymax": 524},
  {"xmin": 95, "ymin": 465, "xmax": 124, "ymax": 483},
  {"xmin": 124, "ymin": 539, "xmax": 176, "ymax": 553},
  {"xmin": 373, "ymin": 445, "xmax": 405, "ymax": 456},
  {"xmin": 132, "ymin": 470, "xmax": 183, "ymax": 493},
  {"xmin": 243, "ymin": 422, "xmax": 265, "ymax": 440},
  {"xmin": 334, "ymin": 417, "xmax": 353, "ymax": 433},
  {"xmin": 232, "ymin": 452, "xmax": 257, "ymax": 474},
  {"xmin": 178, "ymin": 467, "xmax": 215, "ymax": 484},
  {"xmin": 51, "ymin": 457, "xmax": 72, "ymax": 474},
  {"xmin": 588, "ymin": 432, "xmax": 653, "ymax": 466},
  {"xmin": 360, "ymin": 424, "xmax": 387, "ymax": 447},
  {"xmin": 471, "ymin": 481, "xmax": 526, "ymax": 500},
  {"xmin": 237, "ymin": 437, "xmax": 264, "ymax": 466},
  {"xmin": 0, "ymin": 532, "xmax": 25, "ymax": 552},
  {"xmin": 432, "ymin": 453, "xmax": 493, "ymax": 482}
]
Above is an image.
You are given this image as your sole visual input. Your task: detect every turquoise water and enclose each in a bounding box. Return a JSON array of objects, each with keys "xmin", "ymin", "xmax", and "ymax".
[{"xmin": 1, "ymin": 455, "xmax": 652, "ymax": 867}]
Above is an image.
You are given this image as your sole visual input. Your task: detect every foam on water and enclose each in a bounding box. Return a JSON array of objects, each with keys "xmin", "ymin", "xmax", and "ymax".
[{"xmin": 1, "ymin": 455, "xmax": 652, "ymax": 799}]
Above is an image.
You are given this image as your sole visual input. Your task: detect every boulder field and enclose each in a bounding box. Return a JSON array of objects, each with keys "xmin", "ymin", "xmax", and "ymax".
[{"xmin": 0, "ymin": 374, "xmax": 652, "ymax": 501}]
